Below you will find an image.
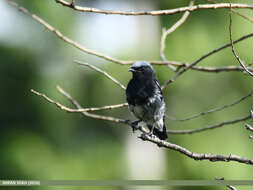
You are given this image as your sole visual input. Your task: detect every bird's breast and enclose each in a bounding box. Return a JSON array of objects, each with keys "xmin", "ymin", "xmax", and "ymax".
[{"xmin": 129, "ymin": 104, "xmax": 145, "ymax": 120}]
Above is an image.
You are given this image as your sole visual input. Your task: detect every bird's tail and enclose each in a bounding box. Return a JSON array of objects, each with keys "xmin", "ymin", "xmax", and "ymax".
[{"xmin": 153, "ymin": 124, "xmax": 168, "ymax": 140}]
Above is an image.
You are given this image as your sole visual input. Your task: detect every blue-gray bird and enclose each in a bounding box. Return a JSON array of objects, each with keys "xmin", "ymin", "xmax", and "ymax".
[{"xmin": 126, "ymin": 62, "xmax": 168, "ymax": 140}]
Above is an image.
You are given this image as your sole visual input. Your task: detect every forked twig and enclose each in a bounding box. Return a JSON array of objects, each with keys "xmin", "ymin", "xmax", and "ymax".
[{"xmin": 160, "ymin": 1, "xmax": 193, "ymax": 63}]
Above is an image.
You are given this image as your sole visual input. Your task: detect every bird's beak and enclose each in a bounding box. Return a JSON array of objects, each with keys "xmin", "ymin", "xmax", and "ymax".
[{"xmin": 128, "ymin": 67, "xmax": 136, "ymax": 72}]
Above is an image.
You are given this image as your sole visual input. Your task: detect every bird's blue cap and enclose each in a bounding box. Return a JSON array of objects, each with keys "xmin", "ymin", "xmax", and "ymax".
[{"xmin": 129, "ymin": 61, "xmax": 153, "ymax": 72}]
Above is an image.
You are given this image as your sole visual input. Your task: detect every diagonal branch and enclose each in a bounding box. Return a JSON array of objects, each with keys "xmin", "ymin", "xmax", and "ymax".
[
  {"xmin": 31, "ymin": 89, "xmax": 127, "ymax": 112},
  {"xmin": 75, "ymin": 60, "xmax": 126, "ymax": 90},
  {"xmin": 6, "ymin": 0, "xmax": 131, "ymax": 65},
  {"xmin": 245, "ymin": 123, "xmax": 253, "ymax": 132},
  {"xmin": 232, "ymin": 9, "xmax": 253, "ymax": 24},
  {"xmin": 166, "ymin": 114, "xmax": 251, "ymax": 134},
  {"xmin": 229, "ymin": 6, "xmax": 253, "ymax": 77},
  {"xmin": 168, "ymin": 90, "xmax": 253, "ymax": 122},
  {"xmin": 55, "ymin": 0, "xmax": 253, "ymax": 16}
]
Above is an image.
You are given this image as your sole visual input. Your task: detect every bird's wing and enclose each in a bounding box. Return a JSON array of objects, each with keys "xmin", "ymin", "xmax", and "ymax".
[
  {"xmin": 154, "ymin": 78, "xmax": 163, "ymax": 101},
  {"xmin": 154, "ymin": 78, "xmax": 162, "ymax": 93}
]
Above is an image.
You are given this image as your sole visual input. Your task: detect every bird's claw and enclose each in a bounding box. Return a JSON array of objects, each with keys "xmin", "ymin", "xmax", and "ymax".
[
  {"xmin": 130, "ymin": 120, "xmax": 140, "ymax": 133},
  {"xmin": 147, "ymin": 132, "xmax": 156, "ymax": 139}
]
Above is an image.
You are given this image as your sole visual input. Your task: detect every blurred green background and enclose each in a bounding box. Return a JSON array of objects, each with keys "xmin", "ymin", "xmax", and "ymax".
[{"xmin": 1, "ymin": 0, "xmax": 253, "ymax": 190}]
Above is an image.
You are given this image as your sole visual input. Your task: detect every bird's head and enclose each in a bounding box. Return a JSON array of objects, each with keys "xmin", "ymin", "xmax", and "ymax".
[{"xmin": 128, "ymin": 62, "xmax": 154, "ymax": 77}]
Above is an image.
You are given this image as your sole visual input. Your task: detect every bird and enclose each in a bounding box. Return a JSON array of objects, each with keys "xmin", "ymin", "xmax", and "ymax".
[{"xmin": 126, "ymin": 61, "xmax": 168, "ymax": 140}]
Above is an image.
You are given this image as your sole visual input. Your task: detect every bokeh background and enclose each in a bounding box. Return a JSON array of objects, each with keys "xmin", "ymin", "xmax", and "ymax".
[{"xmin": 1, "ymin": 0, "xmax": 253, "ymax": 190}]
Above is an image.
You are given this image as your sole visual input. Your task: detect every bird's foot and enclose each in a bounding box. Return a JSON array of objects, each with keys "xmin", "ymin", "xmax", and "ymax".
[
  {"xmin": 130, "ymin": 120, "xmax": 141, "ymax": 133},
  {"xmin": 147, "ymin": 125, "xmax": 155, "ymax": 137},
  {"xmin": 147, "ymin": 132, "xmax": 156, "ymax": 139},
  {"xmin": 138, "ymin": 133, "xmax": 155, "ymax": 141}
]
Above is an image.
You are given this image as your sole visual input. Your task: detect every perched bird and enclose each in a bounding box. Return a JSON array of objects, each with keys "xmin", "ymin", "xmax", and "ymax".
[{"xmin": 126, "ymin": 62, "xmax": 168, "ymax": 140}]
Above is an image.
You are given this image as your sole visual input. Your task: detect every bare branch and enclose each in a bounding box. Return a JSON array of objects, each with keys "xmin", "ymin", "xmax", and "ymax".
[
  {"xmin": 32, "ymin": 86, "xmax": 253, "ymax": 165},
  {"xmin": 55, "ymin": 0, "xmax": 253, "ymax": 16},
  {"xmin": 31, "ymin": 89, "xmax": 127, "ymax": 112},
  {"xmin": 160, "ymin": 1, "xmax": 193, "ymax": 63},
  {"xmin": 226, "ymin": 185, "xmax": 238, "ymax": 190},
  {"xmin": 75, "ymin": 60, "xmax": 126, "ymax": 90},
  {"xmin": 166, "ymin": 114, "xmax": 251, "ymax": 134},
  {"xmin": 245, "ymin": 123, "xmax": 253, "ymax": 132},
  {"xmin": 168, "ymin": 90, "xmax": 253, "ymax": 122},
  {"xmin": 229, "ymin": 6, "xmax": 253, "ymax": 77},
  {"xmin": 140, "ymin": 133, "xmax": 253, "ymax": 165},
  {"xmin": 55, "ymin": 85, "xmax": 131, "ymax": 124},
  {"xmin": 161, "ymin": 32, "xmax": 253, "ymax": 89},
  {"xmin": 7, "ymin": 0, "xmax": 253, "ymax": 77}
]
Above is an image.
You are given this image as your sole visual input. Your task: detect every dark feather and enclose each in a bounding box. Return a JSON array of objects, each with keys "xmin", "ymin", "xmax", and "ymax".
[{"xmin": 126, "ymin": 62, "xmax": 168, "ymax": 140}]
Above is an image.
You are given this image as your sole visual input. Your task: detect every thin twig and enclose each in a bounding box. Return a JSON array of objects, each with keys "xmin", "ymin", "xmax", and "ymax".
[
  {"xmin": 232, "ymin": 9, "xmax": 253, "ymax": 24},
  {"xmin": 161, "ymin": 32, "xmax": 253, "ymax": 89},
  {"xmin": 75, "ymin": 60, "xmax": 126, "ymax": 90},
  {"xmin": 168, "ymin": 90, "xmax": 253, "ymax": 122},
  {"xmin": 31, "ymin": 89, "xmax": 127, "ymax": 112},
  {"xmin": 33, "ymin": 86, "xmax": 253, "ymax": 165},
  {"xmin": 245, "ymin": 123, "xmax": 253, "ymax": 132},
  {"xmin": 184, "ymin": 64, "xmax": 253, "ymax": 73},
  {"xmin": 207, "ymin": 0, "xmax": 253, "ymax": 24},
  {"xmin": 161, "ymin": 63, "xmax": 253, "ymax": 73},
  {"xmin": 216, "ymin": 178, "xmax": 238, "ymax": 190},
  {"xmin": 55, "ymin": 0, "xmax": 253, "ymax": 16},
  {"xmin": 166, "ymin": 114, "xmax": 251, "ymax": 134},
  {"xmin": 229, "ymin": 6, "xmax": 253, "ymax": 77},
  {"xmin": 160, "ymin": 1, "xmax": 193, "ymax": 63}
]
